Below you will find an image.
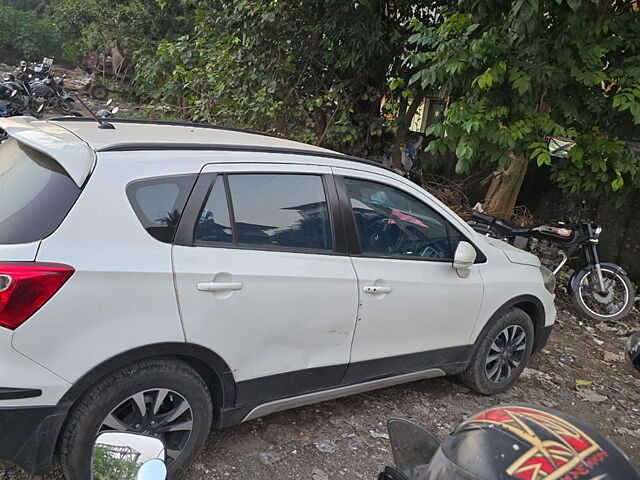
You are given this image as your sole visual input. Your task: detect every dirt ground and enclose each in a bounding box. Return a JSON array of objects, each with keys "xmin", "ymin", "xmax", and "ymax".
[{"xmin": 2, "ymin": 298, "xmax": 638, "ymax": 480}]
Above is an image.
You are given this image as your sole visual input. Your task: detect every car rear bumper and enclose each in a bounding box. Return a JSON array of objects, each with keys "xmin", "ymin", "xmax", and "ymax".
[{"xmin": 0, "ymin": 404, "xmax": 66, "ymax": 475}]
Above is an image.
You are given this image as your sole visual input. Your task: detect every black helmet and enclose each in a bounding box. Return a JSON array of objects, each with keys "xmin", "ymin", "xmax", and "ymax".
[
  {"xmin": 20, "ymin": 60, "xmax": 26, "ymax": 68},
  {"xmin": 382, "ymin": 405, "xmax": 640, "ymax": 480},
  {"xmin": 627, "ymin": 331, "xmax": 640, "ymax": 371}
]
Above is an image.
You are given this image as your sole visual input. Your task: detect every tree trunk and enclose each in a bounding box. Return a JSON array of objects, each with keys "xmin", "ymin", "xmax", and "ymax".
[
  {"xmin": 390, "ymin": 93, "xmax": 424, "ymax": 171},
  {"xmin": 483, "ymin": 152, "xmax": 528, "ymax": 219}
]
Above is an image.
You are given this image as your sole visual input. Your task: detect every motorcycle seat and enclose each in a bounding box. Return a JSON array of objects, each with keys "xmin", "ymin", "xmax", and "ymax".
[{"xmin": 470, "ymin": 210, "xmax": 532, "ymax": 236}]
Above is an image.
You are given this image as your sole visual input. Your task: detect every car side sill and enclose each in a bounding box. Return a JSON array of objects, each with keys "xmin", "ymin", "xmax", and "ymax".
[{"xmin": 241, "ymin": 367, "xmax": 446, "ymax": 422}]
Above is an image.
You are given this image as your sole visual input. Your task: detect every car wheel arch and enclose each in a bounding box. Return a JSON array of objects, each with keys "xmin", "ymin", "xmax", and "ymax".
[
  {"xmin": 470, "ymin": 295, "xmax": 545, "ymax": 359},
  {"xmin": 56, "ymin": 342, "xmax": 236, "ymax": 423}
]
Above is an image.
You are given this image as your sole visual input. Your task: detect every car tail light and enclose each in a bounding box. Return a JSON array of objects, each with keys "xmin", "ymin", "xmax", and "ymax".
[{"xmin": 0, "ymin": 262, "xmax": 74, "ymax": 330}]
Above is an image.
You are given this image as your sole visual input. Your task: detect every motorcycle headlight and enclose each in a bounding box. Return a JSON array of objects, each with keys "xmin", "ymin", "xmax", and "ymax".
[
  {"xmin": 540, "ymin": 265, "xmax": 556, "ymax": 294},
  {"xmin": 594, "ymin": 225, "xmax": 602, "ymax": 237}
]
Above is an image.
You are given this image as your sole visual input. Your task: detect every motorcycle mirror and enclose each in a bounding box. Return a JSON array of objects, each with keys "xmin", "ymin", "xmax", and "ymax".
[
  {"xmin": 92, "ymin": 431, "xmax": 166, "ymax": 480},
  {"xmin": 387, "ymin": 418, "xmax": 441, "ymax": 480},
  {"xmin": 111, "ymin": 106, "xmax": 119, "ymax": 115},
  {"xmin": 106, "ymin": 98, "xmax": 113, "ymax": 106},
  {"xmin": 10, "ymin": 90, "xmax": 17, "ymax": 97}
]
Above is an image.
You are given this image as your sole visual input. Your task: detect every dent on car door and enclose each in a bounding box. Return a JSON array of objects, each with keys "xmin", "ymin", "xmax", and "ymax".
[
  {"xmin": 172, "ymin": 164, "xmax": 359, "ymax": 405},
  {"xmin": 332, "ymin": 168, "xmax": 485, "ymax": 383}
]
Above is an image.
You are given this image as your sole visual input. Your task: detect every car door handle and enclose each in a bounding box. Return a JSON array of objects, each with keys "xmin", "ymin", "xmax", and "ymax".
[
  {"xmin": 196, "ymin": 281, "xmax": 244, "ymax": 292},
  {"xmin": 363, "ymin": 285, "xmax": 392, "ymax": 294}
]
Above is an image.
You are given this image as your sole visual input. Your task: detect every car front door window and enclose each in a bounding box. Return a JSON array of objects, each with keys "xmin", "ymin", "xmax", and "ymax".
[{"xmin": 344, "ymin": 178, "xmax": 453, "ymax": 259}]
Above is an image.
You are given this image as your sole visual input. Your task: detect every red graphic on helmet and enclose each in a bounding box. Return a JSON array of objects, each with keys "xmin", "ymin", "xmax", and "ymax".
[{"xmin": 468, "ymin": 406, "xmax": 606, "ymax": 480}]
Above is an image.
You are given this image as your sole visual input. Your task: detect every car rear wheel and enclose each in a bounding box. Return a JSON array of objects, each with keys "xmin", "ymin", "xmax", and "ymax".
[
  {"xmin": 59, "ymin": 358, "xmax": 213, "ymax": 480},
  {"xmin": 459, "ymin": 308, "xmax": 534, "ymax": 395}
]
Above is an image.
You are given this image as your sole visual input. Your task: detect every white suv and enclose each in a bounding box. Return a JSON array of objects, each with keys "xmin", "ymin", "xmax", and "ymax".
[{"xmin": 0, "ymin": 116, "xmax": 556, "ymax": 479}]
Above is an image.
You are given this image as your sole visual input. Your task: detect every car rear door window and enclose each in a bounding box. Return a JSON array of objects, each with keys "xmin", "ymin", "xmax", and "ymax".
[
  {"xmin": 0, "ymin": 138, "xmax": 81, "ymax": 244},
  {"xmin": 222, "ymin": 174, "xmax": 333, "ymax": 251},
  {"xmin": 344, "ymin": 177, "xmax": 454, "ymax": 260},
  {"xmin": 127, "ymin": 175, "xmax": 197, "ymax": 243}
]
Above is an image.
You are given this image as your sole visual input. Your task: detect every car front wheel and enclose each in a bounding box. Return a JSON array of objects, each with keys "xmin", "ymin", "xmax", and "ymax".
[{"xmin": 459, "ymin": 308, "xmax": 534, "ymax": 395}]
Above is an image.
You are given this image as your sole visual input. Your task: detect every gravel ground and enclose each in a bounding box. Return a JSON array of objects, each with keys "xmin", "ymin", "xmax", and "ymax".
[{"xmin": 3, "ymin": 301, "xmax": 638, "ymax": 480}]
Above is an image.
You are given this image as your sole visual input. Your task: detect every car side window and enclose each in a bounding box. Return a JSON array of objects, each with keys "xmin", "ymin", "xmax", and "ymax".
[
  {"xmin": 227, "ymin": 174, "xmax": 333, "ymax": 251},
  {"xmin": 344, "ymin": 177, "xmax": 456, "ymax": 260},
  {"xmin": 195, "ymin": 177, "xmax": 233, "ymax": 244},
  {"xmin": 195, "ymin": 173, "xmax": 334, "ymax": 251},
  {"xmin": 127, "ymin": 175, "xmax": 197, "ymax": 244}
]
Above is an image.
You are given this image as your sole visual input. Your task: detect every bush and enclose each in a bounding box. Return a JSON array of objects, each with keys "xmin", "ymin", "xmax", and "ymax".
[{"xmin": 0, "ymin": 6, "xmax": 62, "ymax": 59}]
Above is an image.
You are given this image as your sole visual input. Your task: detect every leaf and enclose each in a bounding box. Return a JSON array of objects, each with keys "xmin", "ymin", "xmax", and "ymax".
[
  {"xmin": 611, "ymin": 176, "xmax": 624, "ymax": 191},
  {"xmin": 575, "ymin": 379, "xmax": 592, "ymax": 387},
  {"xmin": 566, "ymin": 0, "xmax": 581, "ymax": 12}
]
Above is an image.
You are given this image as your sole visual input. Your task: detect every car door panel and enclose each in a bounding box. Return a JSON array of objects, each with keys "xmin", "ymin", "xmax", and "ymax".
[
  {"xmin": 331, "ymin": 167, "xmax": 485, "ymax": 379},
  {"xmin": 172, "ymin": 163, "xmax": 359, "ymax": 393}
]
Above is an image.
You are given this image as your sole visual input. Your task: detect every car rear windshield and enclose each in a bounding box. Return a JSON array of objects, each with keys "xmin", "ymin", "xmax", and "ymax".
[{"xmin": 0, "ymin": 137, "xmax": 81, "ymax": 244}]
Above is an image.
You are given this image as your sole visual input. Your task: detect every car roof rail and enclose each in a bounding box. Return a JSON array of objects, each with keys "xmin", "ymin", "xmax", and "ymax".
[{"xmin": 48, "ymin": 116, "xmax": 275, "ymax": 138}]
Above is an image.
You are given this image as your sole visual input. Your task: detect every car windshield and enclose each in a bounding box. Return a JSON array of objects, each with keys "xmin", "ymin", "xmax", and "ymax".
[{"xmin": 0, "ymin": 137, "xmax": 81, "ymax": 244}]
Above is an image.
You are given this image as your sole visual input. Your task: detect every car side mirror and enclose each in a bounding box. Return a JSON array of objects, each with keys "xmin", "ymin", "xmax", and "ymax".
[
  {"xmin": 92, "ymin": 432, "xmax": 167, "ymax": 480},
  {"xmin": 452, "ymin": 241, "xmax": 476, "ymax": 278}
]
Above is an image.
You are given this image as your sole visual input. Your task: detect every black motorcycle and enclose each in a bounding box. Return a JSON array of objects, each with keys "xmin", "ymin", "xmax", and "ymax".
[
  {"xmin": 29, "ymin": 73, "xmax": 75, "ymax": 114},
  {"xmin": 468, "ymin": 210, "xmax": 635, "ymax": 322},
  {"xmin": 0, "ymin": 73, "xmax": 37, "ymax": 117}
]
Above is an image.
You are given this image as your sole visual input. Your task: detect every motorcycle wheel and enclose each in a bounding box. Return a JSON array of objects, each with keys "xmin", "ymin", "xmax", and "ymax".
[
  {"xmin": 56, "ymin": 99, "xmax": 73, "ymax": 114},
  {"xmin": 573, "ymin": 266, "xmax": 635, "ymax": 322}
]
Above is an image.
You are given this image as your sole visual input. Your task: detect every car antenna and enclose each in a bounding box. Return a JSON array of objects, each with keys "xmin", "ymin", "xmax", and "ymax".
[{"xmin": 73, "ymin": 94, "xmax": 115, "ymax": 130}]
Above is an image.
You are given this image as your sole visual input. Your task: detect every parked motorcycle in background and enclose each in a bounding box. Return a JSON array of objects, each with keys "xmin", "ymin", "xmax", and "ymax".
[
  {"xmin": 29, "ymin": 72, "xmax": 75, "ymax": 114},
  {"xmin": 468, "ymin": 210, "xmax": 635, "ymax": 322},
  {"xmin": 0, "ymin": 72, "xmax": 39, "ymax": 117}
]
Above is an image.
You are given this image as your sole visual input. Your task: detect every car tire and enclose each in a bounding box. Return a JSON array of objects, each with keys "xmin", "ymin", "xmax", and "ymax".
[
  {"xmin": 59, "ymin": 358, "xmax": 213, "ymax": 480},
  {"xmin": 459, "ymin": 308, "xmax": 534, "ymax": 395}
]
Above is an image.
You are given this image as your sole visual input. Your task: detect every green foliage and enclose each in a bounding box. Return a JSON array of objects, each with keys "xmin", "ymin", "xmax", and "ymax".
[
  {"xmin": 50, "ymin": 0, "xmax": 194, "ymax": 60},
  {"xmin": 133, "ymin": 0, "xmax": 443, "ymax": 155},
  {"xmin": 409, "ymin": 0, "xmax": 640, "ymax": 196},
  {"xmin": 0, "ymin": 0, "xmax": 50, "ymax": 17},
  {"xmin": 0, "ymin": 6, "xmax": 61, "ymax": 58},
  {"xmin": 92, "ymin": 446, "xmax": 138, "ymax": 480}
]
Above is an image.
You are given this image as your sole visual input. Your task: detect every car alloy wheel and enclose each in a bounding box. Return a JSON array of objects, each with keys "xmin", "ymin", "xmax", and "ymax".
[
  {"xmin": 99, "ymin": 388, "xmax": 194, "ymax": 462},
  {"xmin": 484, "ymin": 325, "xmax": 527, "ymax": 383}
]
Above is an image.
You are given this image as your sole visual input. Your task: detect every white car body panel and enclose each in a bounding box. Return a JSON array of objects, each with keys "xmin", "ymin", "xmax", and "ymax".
[
  {"xmin": 173, "ymin": 163, "xmax": 359, "ymax": 381},
  {"xmin": 330, "ymin": 166, "xmax": 484, "ymax": 362},
  {"xmin": 0, "ymin": 328, "xmax": 70, "ymax": 407},
  {"xmin": 0, "ymin": 242, "xmax": 40, "ymax": 262},
  {"xmin": 11, "ymin": 154, "xmax": 190, "ymax": 384}
]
